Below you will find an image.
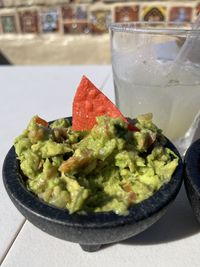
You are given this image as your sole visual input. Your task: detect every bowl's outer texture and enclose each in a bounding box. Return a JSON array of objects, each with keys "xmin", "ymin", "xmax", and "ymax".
[
  {"xmin": 184, "ymin": 139, "xmax": 200, "ymax": 223},
  {"xmin": 3, "ymin": 125, "xmax": 183, "ymax": 247}
]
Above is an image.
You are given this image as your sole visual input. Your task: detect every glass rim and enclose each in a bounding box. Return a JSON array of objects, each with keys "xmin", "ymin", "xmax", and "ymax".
[{"xmin": 109, "ymin": 22, "xmax": 200, "ymax": 35}]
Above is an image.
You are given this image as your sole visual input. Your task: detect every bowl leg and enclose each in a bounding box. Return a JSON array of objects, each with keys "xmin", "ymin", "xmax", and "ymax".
[{"xmin": 79, "ymin": 244, "xmax": 101, "ymax": 252}]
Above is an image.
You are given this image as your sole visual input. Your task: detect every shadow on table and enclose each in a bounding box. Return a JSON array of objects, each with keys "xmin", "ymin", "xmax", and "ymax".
[{"xmin": 122, "ymin": 185, "xmax": 200, "ymax": 246}]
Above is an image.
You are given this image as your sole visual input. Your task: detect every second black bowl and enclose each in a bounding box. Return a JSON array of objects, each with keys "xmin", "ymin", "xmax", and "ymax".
[{"xmin": 184, "ymin": 139, "xmax": 200, "ymax": 223}]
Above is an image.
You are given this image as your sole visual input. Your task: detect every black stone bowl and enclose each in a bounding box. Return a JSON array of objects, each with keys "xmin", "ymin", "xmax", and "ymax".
[
  {"xmin": 3, "ymin": 122, "xmax": 183, "ymax": 252},
  {"xmin": 184, "ymin": 139, "xmax": 200, "ymax": 222}
]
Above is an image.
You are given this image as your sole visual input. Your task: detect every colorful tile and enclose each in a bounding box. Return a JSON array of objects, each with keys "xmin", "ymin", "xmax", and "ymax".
[
  {"xmin": 115, "ymin": 5, "xmax": 139, "ymax": 23},
  {"xmin": 41, "ymin": 9, "xmax": 59, "ymax": 33},
  {"xmin": 90, "ymin": 9, "xmax": 111, "ymax": 33},
  {"xmin": 62, "ymin": 5, "xmax": 75, "ymax": 20},
  {"xmin": 0, "ymin": 0, "xmax": 4, "ymax": 8},
  {"xmin": 195, "ymin": 3, "xmax": 200, "ymax": 17},
  {"xmin": 75, "ymin": 5, "xmax": 88, "ymax": 20},
  {"xmin": 142, "ymin": 6, "xmax": 166, "ymax": 22},
  {"xmin": 63, "ymin": 22, "xmax": 90, "ymax": 34},
  {"xmin": 1, "ymin": 14, "xmax": 17, "ymax": 33},
  {"xmin": 19, "ymin": 10, "xmax": 39, "ymax": 33},
  {"xmin": 169, "ymin": 6, "xmax": 192, "ymax": 22}
]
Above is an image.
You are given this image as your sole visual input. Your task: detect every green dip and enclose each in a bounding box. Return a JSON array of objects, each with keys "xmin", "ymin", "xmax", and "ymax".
[{"xmin": 14, "ymin": 114, "xmax": 178, "ymax": 215}]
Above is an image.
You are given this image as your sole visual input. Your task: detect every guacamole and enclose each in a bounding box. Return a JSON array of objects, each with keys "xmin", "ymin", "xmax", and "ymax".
[{"xmin": 14, "ymin": 114, "xmax": 178, "ymax": 215}]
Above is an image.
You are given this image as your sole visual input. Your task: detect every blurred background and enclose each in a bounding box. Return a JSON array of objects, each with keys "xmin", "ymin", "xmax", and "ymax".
[{"xmin": 0, "ymin": 0, "xmax": 199, "ymax": 65}]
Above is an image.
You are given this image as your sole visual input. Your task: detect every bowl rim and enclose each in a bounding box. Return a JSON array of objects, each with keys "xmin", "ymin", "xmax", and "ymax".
[{"xmin": 3, "ymin": 118, "xmax": 183, "ymax": 229}]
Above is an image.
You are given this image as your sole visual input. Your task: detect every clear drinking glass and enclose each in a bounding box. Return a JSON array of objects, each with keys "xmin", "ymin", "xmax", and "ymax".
[{"xmin": 109, "ymin": 22, "xmax": 200, "ymax": 155}]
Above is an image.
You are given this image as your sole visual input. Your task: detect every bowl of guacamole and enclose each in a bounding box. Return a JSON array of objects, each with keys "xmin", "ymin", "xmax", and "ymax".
[{"xmin": 3, "ymin": 114, "xmax": 183, "ymax": 252}]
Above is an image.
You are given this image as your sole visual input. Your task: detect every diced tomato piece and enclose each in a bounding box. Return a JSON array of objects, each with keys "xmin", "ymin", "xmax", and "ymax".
[{"xmin": 34, "ymin": 116, "xmax": 48, "ymax": 127}]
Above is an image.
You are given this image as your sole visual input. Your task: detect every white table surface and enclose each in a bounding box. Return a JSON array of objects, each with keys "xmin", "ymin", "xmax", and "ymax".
[{"xmin": 1, "ymin": 66, "xmax": 200, "ymax": 267}]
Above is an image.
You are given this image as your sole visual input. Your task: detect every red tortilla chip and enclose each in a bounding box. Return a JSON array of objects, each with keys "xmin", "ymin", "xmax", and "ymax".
[{"xmin": 72, "ymin": 76, "xmax": 137, "ymax": 131}]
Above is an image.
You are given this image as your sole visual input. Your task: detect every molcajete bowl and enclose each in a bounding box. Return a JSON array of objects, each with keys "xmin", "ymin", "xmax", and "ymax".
[
  {"xmin": 184, "ymin": 139, "xmax": 200, "ymax": 223},
  {"xmin": 3, "ymin": 118, "xmax": 183, "ymax": 252}
]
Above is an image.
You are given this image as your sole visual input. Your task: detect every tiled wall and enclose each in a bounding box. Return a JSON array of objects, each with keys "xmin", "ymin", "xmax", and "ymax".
[{"xmin": 0, "ymin": 1, "xmax": 199, "ymax": 34}]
